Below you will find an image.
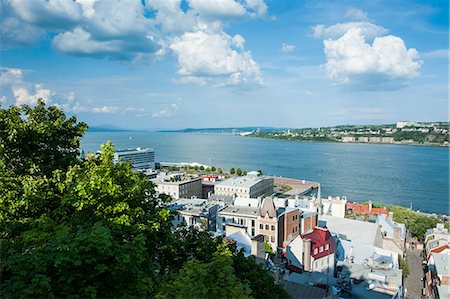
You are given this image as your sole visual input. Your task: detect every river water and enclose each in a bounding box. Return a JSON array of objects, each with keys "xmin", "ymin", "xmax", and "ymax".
[{"xmin": 81, "ymin": 132, "xmax": 449, "ymax": 214}]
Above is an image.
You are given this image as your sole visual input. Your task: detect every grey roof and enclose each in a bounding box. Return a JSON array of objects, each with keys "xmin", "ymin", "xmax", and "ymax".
[
  {"xmin": 319, "ymin": 215, "xmax": 378, "ymax": 246},
  {"xmin": 152, "ymin": 177, "xmax": 201, "ymax": 185},
  {"xmin": 220, "ymin": 205, "xmax": 259, "ymax": 217},
  {"xmin": 432, "ymin": 252, "xmax": 450, "ymax": 276},
  {"xmin": 216, "ymin": 175, "xmax": 268, "ymax": 188},
  {"xmin": 260, "ymin": 197, "xmax": 277, "ymax": 218},
  {"xmin": 280, "ymin": 281, "xmax": 326, "ymax": 299},
  {"xmin": 209, "ymin": 194, "xmax": 234, "ymax": 205}
]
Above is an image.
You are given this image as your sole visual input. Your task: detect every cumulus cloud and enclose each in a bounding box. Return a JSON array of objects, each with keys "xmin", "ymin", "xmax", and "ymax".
[
  {"xmin": 3, "ymin": 0, "xmax": 268, "ymax": 88},
  {"xmin": 12, "ymin": 84, "xmax": 53, "ymax": 106},
  {"xmin": 313, "ymin": 20, "xmax": 422, "ymax": 90},
  {"xmin": 313, "ymin": 22, "xmax": 388, "ymax": 40},
  {"xmin": 9, "ymin": 0, "xmax": 83, "ymax": 30},
  {"xmin": 0, "ymin": 68, "xmax": 54, "ymax": 106},
  {"xmin": 152, "ymin": 103, "xmax": 178, "ymax": 117},
  {"xmin": 281, "ymin": 43, "xmax": 296, "ymax": 53},
  {"xmin": 170, "ymin": 31, "xmax": 263, "ymax": 86},
  {"xmin": 345, "ymin": 8, "xmax": 368, "ymax": 21},
  {"xmin": 92, "ymin": 105, "xmax": 119, "ymax": 113}
]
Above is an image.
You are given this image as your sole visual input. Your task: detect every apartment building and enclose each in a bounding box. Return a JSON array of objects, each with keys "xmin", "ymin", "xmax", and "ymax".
[
  {"xmin": 286, "ymin": 226, "xmax": 336, "ymax": 273},
  {"xmin": 113, "ymin": 147, "xmax": 155, "ymax": 170},
  {"xmin": 154, "ymin": 177, "xmax": 202, "ymax": 199},
  {"xmin": 214, "ymin": 173, "xmax": 274, "ymax": 198}
]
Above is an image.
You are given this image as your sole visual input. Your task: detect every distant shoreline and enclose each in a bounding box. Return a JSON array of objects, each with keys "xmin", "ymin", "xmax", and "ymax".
[{"xmin": 245, "ymin": 135, "xmax": 449, "ymax": 148}]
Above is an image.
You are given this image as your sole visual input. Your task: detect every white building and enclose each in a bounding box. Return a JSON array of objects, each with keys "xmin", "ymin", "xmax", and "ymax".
[
  {"xmin": 424, "ymin": 223, "xmax": 450, "ymax": 255},
  {"xmin": 321, "ymin": 196, "xmax": 347, "ymax": 218},
  {"xmin": 167, "ymin": 198, "xmax": 221, "ymax": 231},
  {"xmin": 154, "ymin": 177, "xmax": 202, "ymax": 199},
  {"xmin": 396, "ymin": 121, "xmax": 417, "ymax": 128},
  {"xmin": 113, "ymin": 147, "xmax": 155, "ymax": 170},
  {"xmin": 214, "ymin": 174, "xmax": 274, "ymax": 198}
]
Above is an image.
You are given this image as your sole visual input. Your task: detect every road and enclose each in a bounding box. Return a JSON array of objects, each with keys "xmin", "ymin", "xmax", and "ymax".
[{"xmin": 404, "ymin": 243, "xmax": 424, "ymax": 299}]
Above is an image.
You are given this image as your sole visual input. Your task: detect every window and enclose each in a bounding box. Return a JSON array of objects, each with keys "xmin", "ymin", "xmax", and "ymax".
[
  {"xmin": 292, "ymin": 227, "xmax": 295, "ymax": 233},
  {"xmin": 292, "ymin": 215, "xmax": 295, "ymax": 221},
  {"xmin": 325, "ymin": 244, "xmax": 329, "ymax": 250},
  {"xmin": 271, "ymin": 225, "xmax": 275, "ymax": 231},
  {"xmin": 314, "ymin": 248, "xmax": 318, "ymax": 255},
  {"xmin": 265, "ymin": 224, "xmax": 269, "ymax": 230},
  {"xmin": 260, "ymin": 224, "xmax": 263, "ymax": 229},
  {"xmin": 320, "ymin": 246, "xmax": 324, "ymax": 253},
  {"xmin": 252, "ymin": 220, "xmax": 255, "ymax": 227},
  {"xmin": 271, "ymin": 236, "xmax": 275, "ymax": 242}
]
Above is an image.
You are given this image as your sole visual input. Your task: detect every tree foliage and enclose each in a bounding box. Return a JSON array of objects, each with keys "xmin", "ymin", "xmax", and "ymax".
[
  {"xmin": 0, "ymin": 100, "xmax": 87, "ymax": 176},
  {"xmin": 389, "ymin": 205, "xmax": 443, "ymax": 241},
  {"xmin": 0, "ymin": 102, "xmax": 289, "ymax": 298},
  {"xmin": 230, "ymin": 167, "xmax": 235, "ymax": 174}
]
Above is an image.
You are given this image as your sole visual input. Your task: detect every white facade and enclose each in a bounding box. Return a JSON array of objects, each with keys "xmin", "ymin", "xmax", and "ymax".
[
  {"xmin": 321, "ymin": 196, "xmax": 347, "ymax": 218},
  {"xmin": 113, "ymin": 147, "xmax": 155, "ymax": 170},
  {"xmin": 215, "ymin": 174, "xmax": 274, "ymax": 198},
  {"xmin": 155, "ymin": 178, "xmax": 202, "ymax": 199}
]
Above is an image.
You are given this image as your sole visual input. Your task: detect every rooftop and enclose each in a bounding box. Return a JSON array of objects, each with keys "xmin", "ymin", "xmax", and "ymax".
[
  {"xmin": 319, "ymin": 215, "xmax": 379, "ymax": 246},
  {"xmin": 220, "ymin": 205, "xmax": 259, "ymax": 217},
  {"xmin": 115, "ymin": 147, "xmax": 154, "ymax": 153},
  {"xmin": 430, "ymin": 252, "xmax": 450, "ymax": 276},
  {"xmin": 216, "ymin": 175, "xmax": 268, "ymax": 188},
  {"xmin": 152, "ymin": 177, "xmax": 201, "ymax": 185}
]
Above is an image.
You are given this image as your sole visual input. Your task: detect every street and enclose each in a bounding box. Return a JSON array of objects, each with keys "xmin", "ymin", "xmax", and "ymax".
[{"xmin": 404, "ymin": 244, "xmax": 424, "ymax": 299}]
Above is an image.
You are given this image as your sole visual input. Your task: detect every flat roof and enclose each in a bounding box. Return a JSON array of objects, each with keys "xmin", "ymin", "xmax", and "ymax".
[
  {"xmin": 220, "ymin": 205, "xmax": 259, "ymax": 217},
  {"xmin": 152, "ymin": 177, "xmax": 201, "ymax": 185},
  {"xmin": 432, "ymin": 252, "xmax": 450, "ymax": 276},
  {"xmin": 115, "ymin": 147, "xmax": 154, "ymax": 153},
  {"xmin": 216, "ymin": 175, "xmax": 269, "ymax": 189},
  {"xmin": 319, "ymin": 215, "xmax": 379, "ymax": 246}
]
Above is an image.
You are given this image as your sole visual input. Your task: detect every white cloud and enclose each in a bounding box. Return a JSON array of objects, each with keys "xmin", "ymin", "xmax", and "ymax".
[
  {"xmin": 12, "ymin": 84, "xmax": 53, "ymax": 106},
  {"xmin": 323, "ymin": 28, "xmax": 422, "ymax": 87},
  {"xmin": 9, "ymin": 0, "xmax": 83, "ymax": 30},
  {"xmin": 422, "ymin": 49, "xmax": 449, "ymax": 59},
  {"xmin": 3, "ymin": 0, "xmax": 269, "ymax": 88},
  {"xmin": 345, "ymin": 8, "xmax": 368, "ymax": 21},
  {"xmin": 152, "ymin": 103, "xmax": 178, "ymax": 117},
  {"xmin": 170, "ymin": 31, "xmax": 263, "ymax": 86},
  {"xmin": 0, "ymin": 96, "xmax": 7, "ymax": 105},
  {"xmin": 189, "ymin": 0, "xmax": 247, "ymax": 18},
  {"xmin": 244, "ymin": 0, "xmax": 268, "ymax": 17},
  {"xmin": 92, "ymin": 105, "xmax": 119, "ymax": 113},
  {"xmin": 281, "ymin": 43, "xmax": 296, "ymax": 53},
  {"xmin": 313, "ymin": 22, "xmax": 388, "ymax": 40}
]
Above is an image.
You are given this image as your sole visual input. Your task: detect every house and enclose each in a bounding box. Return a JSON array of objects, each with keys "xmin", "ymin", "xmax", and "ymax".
[
  {"xmin": 321, "ymin": 196, "xmax": 347, "ymax": 218},
  {"xmin": 346, "ymin": 201, "xmax": 389, "ymax": 218},
  {"xmin": 167, "ymin": 198, "xmax": 221, "ymax": 231},
  {"xmin": 376, "ymin": 214, "xmax": 406, "ymax": 255},
  {"xmin": 286, "ymin": 226, "xmax": 336, "ymax": 273},
  {"xmin": 426, "ymin": 251, "xmax": 450, "ymax": 299},
  {"xmin": 424, "ymin": 223, "xmax": 450, "ymax": 255}
]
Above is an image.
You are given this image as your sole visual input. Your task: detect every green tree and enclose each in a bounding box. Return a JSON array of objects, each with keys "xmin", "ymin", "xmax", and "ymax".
[
  {"xmin": 230, "ymin": 167, "xmax": 235, "ymax": 174},
  {"xmin": 217, "ymin": 168, "xmax": 222, "ymax": 174},
  {"xmin": 1, "ymin": 141, "xmax": 172, "ymax": 297},
  {"xmin": 199, "ymin": 165, "xmax": 205, "ymax": 171},
  {"xmin": 232, "ymin": 251, "xmax": 291, "ymax": 299},
  {"xmin": 236, "ymin": 168, "xmax": 242, "ymax": 176},
  {"xmin": 398, "ymin": 255, "xmax": 410, "ymax": 278},
  {"xmin": 257, "ymin": 169, "xmax": 263, "ymax": 175},
  {"xmin": 211, "ymin": 166, "xmax": 216, "ymax": 172},
  {"xmin": 158, "ymin": 244, "xmax": 252, "ymax": 299},
  {"xmin": 243, "ymin": 170, "xmax": 248, "ymax": 175},
  {"xmin": 0, "ymin": 100, "xmax": 87, "ymax": 176}
]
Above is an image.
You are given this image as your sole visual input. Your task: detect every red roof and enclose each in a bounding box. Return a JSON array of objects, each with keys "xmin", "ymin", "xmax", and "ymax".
[
  {"xmin": 301, "ymin": 226, "xmax": 336, "ymax": 260},
  {"xmin": 346, "ymin": 202, "xmax": 388, "ymax": 216}
]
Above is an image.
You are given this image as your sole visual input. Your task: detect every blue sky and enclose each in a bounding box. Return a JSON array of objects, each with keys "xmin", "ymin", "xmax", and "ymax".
[{"xmin": 0, "ymin": 0, "xmax": 448, "ymax": 130}]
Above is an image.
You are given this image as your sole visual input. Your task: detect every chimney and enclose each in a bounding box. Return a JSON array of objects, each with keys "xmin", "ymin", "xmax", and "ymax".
[{"xmin": 368, "ymin": 200, "xmax": 373, "ymax": 212}]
